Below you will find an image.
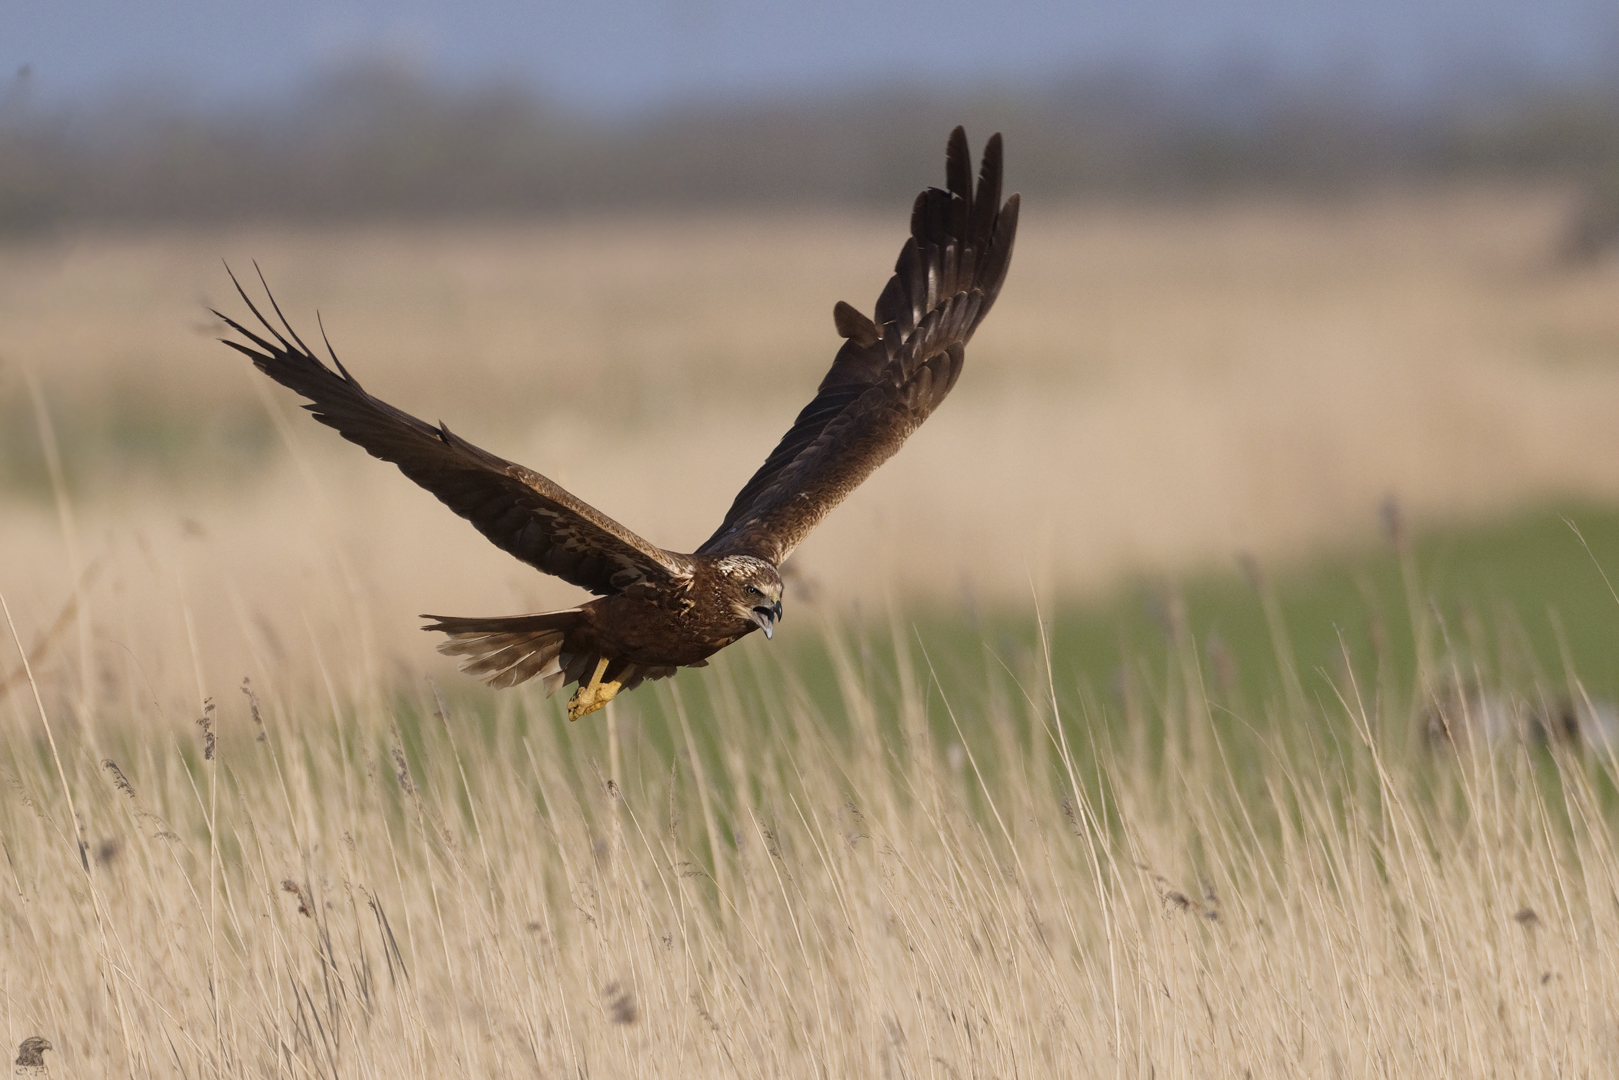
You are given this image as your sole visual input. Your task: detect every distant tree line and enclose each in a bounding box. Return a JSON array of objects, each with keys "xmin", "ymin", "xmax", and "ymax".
[{"xmin": 4, "ymin": 58, "xmax": 1619, "ymax": 232}]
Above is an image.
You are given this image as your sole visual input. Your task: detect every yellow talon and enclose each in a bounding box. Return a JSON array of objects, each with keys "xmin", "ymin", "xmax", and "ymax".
[{"xmin": 567, "ymin": 656, "xmax": 622, "ymax": 721}]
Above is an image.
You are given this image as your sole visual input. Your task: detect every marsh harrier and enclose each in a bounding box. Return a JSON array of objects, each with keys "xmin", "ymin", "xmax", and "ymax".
[{"xmin": 218, "ymin": 127, "xmax": 1019, "ymax": 718}]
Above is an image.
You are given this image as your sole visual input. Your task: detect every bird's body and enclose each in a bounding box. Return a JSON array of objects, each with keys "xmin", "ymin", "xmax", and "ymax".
[
  {"xmin": 424, "ymin": 554, "xmax": 777, "ymax": 715},
  {"xmin": 218, "ymin": 127, "xmax": 1019, "ymax": 718}
]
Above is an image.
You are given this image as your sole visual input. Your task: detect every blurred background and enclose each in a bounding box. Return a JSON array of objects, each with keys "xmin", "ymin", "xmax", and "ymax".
[{"xmin": 7, "ymin": 0, "xmax": 1619, "ymax": 708}]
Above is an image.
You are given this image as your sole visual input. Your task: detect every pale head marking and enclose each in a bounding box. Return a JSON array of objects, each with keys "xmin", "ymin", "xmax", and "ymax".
[
  {"xmin": 716, "ymin": 555, "xmax": 784, "ymax": 638},
  {"xmin": 717, "ymin": 555, "xmax": 772, "ymax": 578}
]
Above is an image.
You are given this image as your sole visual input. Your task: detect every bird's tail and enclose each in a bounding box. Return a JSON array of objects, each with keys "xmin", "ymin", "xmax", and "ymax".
[{"xmin": 422, "ymin": 610, "xmax": 586, "ymax": 692}]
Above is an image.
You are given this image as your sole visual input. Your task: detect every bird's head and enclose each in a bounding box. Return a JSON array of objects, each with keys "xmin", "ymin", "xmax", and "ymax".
[
  {"xmin": 716, "ymin": 556, "xmax": 784, "ymax": 639},
  {"xmin": 14, "ymin": 1037, "xmax": 51, "ymax": 1068}
]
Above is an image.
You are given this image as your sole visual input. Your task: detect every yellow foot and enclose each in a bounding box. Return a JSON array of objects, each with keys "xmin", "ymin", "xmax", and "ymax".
[{"xmin": 567, "ymin": 656, "xmax": 623, "ymax": 721}]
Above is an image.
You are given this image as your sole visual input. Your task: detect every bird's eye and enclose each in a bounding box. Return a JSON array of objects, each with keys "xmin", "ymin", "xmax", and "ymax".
[{"xmin": 744, "ymin": 585, "xmax": 761, "ymax": 597}]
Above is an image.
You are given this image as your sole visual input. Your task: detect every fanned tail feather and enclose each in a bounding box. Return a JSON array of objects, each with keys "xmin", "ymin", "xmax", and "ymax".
[
  {"xmin": 423, "ymin": 610, "xmax": 585, "ymax": 692},
  {"xmin": 423, "ymin": 610, "xmax": 679, "ymax": 696}
]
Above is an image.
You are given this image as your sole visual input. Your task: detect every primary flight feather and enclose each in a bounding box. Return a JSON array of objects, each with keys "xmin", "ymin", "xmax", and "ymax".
[{"xmin": 217, "ymin": 127, "xmax": 1019, "ymax": 719}]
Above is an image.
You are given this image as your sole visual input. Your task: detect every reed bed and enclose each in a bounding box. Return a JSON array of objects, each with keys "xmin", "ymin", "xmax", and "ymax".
[
  {"xmin": 1, "ymin": 587, "xmax": 1615, "ymax": 1077},
  {"xmin": 4, "ymin": 189, "xmax": 1619, "ymax": 1076}
]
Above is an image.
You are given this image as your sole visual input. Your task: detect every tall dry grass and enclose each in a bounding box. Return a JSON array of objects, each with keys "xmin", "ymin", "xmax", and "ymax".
[
  {"xmin": 1, "ymin": 578, "xmax": 1616, "ymax": 1077},
  {"xmin": 4, "ymin": 189, "xmax": 1619, "ymax": 1075}
]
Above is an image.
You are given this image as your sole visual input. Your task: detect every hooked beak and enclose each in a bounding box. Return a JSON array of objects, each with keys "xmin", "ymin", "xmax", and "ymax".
[{"xmin": 751, "ymin": 600, "xmax": 783, "ymax": 639}]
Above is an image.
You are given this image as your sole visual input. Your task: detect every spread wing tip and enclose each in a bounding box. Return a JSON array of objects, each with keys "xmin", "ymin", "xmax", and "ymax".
[
  {"xmin": 216, "ymin": 264, "xmax": 371, "ymax": 396},
  {"xmin": 699, "ymin": 127, "xmax": 1020, "ymax": 562},
  {"xmin": 945, "ymin": 125, "xmax": 972, "ymax": 202}
]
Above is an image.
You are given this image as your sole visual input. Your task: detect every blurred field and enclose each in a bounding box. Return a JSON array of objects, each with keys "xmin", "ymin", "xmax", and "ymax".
[
  {"xmin": 5, "ymin": 183, "xmax": 1619, "ymax": 696},
  {"xmin": 6, "ymin": 186, "xmax": 1619, "ymax": 1075}
]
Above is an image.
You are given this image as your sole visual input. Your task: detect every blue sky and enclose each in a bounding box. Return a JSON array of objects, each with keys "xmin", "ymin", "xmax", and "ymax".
[{"xmin": 6, "ymin": 0, "xmax": 1619, "ymax": 114}]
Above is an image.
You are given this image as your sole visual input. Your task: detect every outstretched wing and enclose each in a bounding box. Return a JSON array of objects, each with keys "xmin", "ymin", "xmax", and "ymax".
[
  {"xmin": 216, "ymin": 272, "xmax": 692, "ymax": 596},
  {"xmin": 697, "ymin": 127, "xmax": 1020, "ymax": 566}
]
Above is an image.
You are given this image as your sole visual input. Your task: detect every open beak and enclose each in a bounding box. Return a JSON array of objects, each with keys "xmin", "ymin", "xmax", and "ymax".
[{"xmin": 752, "ymin": 600, "xmax": 783, "ymax": 639}]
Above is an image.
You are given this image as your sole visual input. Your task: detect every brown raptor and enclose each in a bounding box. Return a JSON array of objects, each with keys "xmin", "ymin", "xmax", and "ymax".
[{"xmin": 217, "ymin": 127, "xmax": 1019, "ymax": 719}]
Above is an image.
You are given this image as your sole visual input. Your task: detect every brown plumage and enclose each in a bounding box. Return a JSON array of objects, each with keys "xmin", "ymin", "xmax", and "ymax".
[
  {"xmin": 217, "ymin": 127, "xmax": 1019, "ymax": 718},
  {"xmin": 13, "ymin": 1037, "xmax": 50, "ymax": 1074}
]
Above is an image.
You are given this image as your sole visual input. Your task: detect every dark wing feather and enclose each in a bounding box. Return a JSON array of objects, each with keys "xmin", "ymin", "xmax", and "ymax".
[
  {"xmin": 216, "ymin": 269, "xmax": 691, "ymax": 596},
  {"xmin": 698, "ymin": 127, "xmax": 1019, "ymax": 565}
]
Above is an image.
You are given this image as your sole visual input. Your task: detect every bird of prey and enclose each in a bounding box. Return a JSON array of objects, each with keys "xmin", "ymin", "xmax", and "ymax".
[
  {"xmin": 218, "ymin": 127, "xmax": 1019, "ymax": 720},
  {"xmin": 13, "ymin": 1036, "xmax": 50, "ymax": 1076}
]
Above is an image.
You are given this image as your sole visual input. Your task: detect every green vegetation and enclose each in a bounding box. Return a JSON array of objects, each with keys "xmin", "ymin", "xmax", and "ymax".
[
  {"xmin": 0, "ymin": 391, "xmax": 274, "ymax": 499},
  {"xmin": 10, "ymin": 510, "xmax": 1619, "ymax": 1076},
  {"xmin": 5, "ymin": 176, "xmax": 1618, "ymax": 1072},
  {"xmin": 720, "ymin": 501, "xmax": 1619, "ymax": 754}
]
